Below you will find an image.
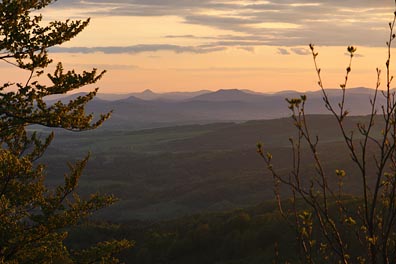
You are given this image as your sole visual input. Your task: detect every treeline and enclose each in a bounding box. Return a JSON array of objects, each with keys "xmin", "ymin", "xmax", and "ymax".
[{"xmin": 66, "ymin": 202, "xmax": 299, "ymax": 263}]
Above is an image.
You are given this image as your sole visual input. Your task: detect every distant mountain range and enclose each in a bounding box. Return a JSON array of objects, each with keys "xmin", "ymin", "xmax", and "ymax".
[
  {"xmin": 96, "ymin": 89, "xmax": 211, "ymax": 101},
  {"xmin": 45, "ymin": 87, "xmax": 388, "ymax": 129}
]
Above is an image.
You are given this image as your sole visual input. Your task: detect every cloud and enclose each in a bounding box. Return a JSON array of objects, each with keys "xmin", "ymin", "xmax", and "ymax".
[
  {"xmin": 48, "ymin": 0, "xmax": 395, "ymax": 48},
  {"xmin": 169, "ymin": 66, "xmax": 281, "ymax": 72},
  {"xmin": 164, "ymin": 34, "xmax": 196, "ymax": 38},
  {"xmin": 277, "ymin": 48, "xmax": 290, "ymax": 55},
  {"xmin": 290, "ymin": 48, "xmax": 310, "ymax": 55},
  {"xmin": 277, "ymin": 47, "xmax": 310, "ymax": 55},
  {"xmin": 72, "ymin": 63, "xmax": 140, "ymax": 70},
  {"xmin": 50, "ymin": 44, "xmax": 227, "ymax": 54},
  {"xmin": 237, "ymin": 47, "xmax": 255, "ymax": 53},
  {"xmin": 344, "ymin": 52, "xmax": 364, "ymax": 58}
]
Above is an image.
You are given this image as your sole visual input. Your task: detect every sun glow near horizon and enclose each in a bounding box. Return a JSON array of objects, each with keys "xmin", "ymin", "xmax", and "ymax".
[
  {"xmin": 4, "ymin": 0, "xmax": 396, "ymax": 94},
  {"xmin": 40, "ymin": 46, "xmax": 389, "ymax": 94}
]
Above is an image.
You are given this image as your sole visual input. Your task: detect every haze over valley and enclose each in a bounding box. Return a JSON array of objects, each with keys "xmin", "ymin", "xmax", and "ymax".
[
  {"xmin": 47, "ymin": 87, "xmax": 385, "ymax": 130},
  {"xmin": 41, "ymin": 87, "xmax": 384, "ymax": 221}
]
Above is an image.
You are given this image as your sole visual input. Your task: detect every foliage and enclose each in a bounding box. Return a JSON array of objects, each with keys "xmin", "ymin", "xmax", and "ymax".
[
  {"xmin": 0, "ymin": 0, "xmax": 132, "ymax": 263},
  {"xmin": 42, "ymin": 114, "xmax": 375, "ymax": 222},
  {"xmin": 65, "ymin": 203, "xmax": 297, "ymax": 264},
  {"xmin": 258, "ymin": 7, "xmax": 396, "ymax": 264}
]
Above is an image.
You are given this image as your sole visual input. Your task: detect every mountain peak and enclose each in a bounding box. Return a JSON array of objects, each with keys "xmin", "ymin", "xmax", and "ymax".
[
  {"xmin": 189, "ymin": 89, "xmax": 256, "ymax": 102},
  {"xmin": 121, "ymin": 95, "xmax": 145, "ymax": 102},
  {"xmin": 216, "ymin": 89, "xmax": 243, "ymax": 93},
  {"xmin": 142, "ymin": 89, "xmax": 155, "ymax": 94}
]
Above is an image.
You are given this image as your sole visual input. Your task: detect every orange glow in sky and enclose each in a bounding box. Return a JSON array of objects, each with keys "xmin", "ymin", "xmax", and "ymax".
[{"xmin": 2, "ymin": 1, "xmax": 396, "ymax": 93}]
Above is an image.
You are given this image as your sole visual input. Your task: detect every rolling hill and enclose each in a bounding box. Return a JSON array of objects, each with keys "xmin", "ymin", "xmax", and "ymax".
[
  {"xmin": 67, "ymin": 87, "xmax": 386, "ymax": 129},
  {"xmin": 42, "ymin": 115, "xmax": 380, "ymax": 221}
]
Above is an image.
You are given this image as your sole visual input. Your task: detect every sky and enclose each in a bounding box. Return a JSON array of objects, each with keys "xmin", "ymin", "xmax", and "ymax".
[{"xmin": 4, "ymin": 0, "xmax": 396, "ymax": 93}]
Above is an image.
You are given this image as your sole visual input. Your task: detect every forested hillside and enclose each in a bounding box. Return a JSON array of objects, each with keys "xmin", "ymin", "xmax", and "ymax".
[{"xmin": 39, "ymin": 115, "xmax": 380, "ymax": 221}]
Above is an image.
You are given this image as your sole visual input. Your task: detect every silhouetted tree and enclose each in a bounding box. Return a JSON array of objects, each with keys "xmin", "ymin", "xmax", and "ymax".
[
  {"xmin": 259, "ymin": 7, "xmax": 396, "ymax": 264},
  {"xmin": 0, "ymin": 0, "xmax": 132, "ymax": 263}
]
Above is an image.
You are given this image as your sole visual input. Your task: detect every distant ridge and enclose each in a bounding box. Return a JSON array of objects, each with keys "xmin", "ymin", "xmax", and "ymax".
[
  {"xmin": 45, "ymin": 92, "xmax": 107, "ymax": 104},
  {"xmin": 90, "ymin": 87, "xmax": 383, "ymax": 102},
  {"xmin": 272, "ymin": 90, "xmax": 299, "ymax": 95},
  {"xmin": 96, "ymin": 89, "xmax": 210, "ymax": 101},
  {"xmin": 40, "ymin": 87, "xmax": 391, "ymax": 130},
  {"xmin": 188, "ymin": 89, "xmax": 260, "ymax": 102},
  {"xmin": 187, "ymin": 87, "xmax": 383, "ymax": 102},
  {"xmin": 118, "ymin": 95, "xmax": 147, "ymax": 103},
  {"xmin": 138, "ymin": 89, "xmax": 157, "ymax": 100}
]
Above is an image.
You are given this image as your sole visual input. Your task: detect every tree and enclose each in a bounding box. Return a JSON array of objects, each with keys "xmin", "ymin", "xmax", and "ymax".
[
  {"xmin": 258, "ymin": 7, "xmax": 396, "ymax": 264},
  {"xmin": 0, "ymin": 0, "xmax": 132, "ymax": 263}
]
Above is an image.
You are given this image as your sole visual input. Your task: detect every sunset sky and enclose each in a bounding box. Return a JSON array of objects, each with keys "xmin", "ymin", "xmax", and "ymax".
[{"xmin": 5, "ymin": 0, "xmax": 396, "ymax": 93}]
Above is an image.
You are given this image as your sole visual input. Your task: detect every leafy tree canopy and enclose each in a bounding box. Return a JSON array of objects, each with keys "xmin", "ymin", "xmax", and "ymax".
[{"xmin": 0, "ymin": 0, "xmax": 132, "ymax": 263}]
